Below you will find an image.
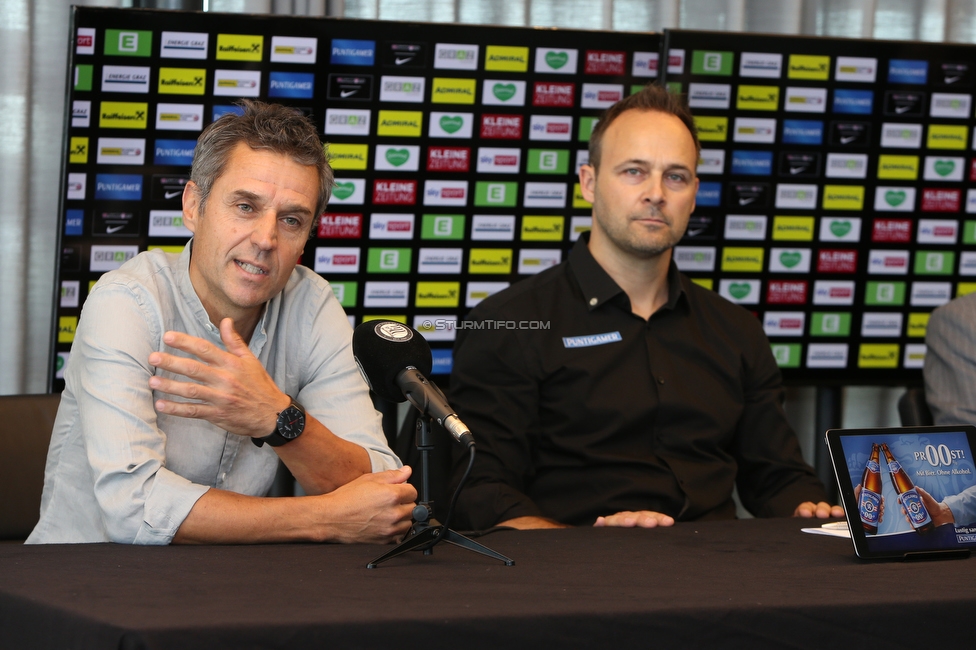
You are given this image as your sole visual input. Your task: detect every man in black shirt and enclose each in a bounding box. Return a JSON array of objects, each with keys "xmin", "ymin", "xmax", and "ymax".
[{"xmin": 450, "ymin": 86, "xmax": 842, "ymax": 530}]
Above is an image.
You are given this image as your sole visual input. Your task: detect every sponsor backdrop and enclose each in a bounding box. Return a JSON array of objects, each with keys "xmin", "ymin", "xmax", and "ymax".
[
  {"xmin": 662, "ymin": 30, "xmax": 976, "ymax": 383},
  {"xmin": 54, "ymin": 6, "xmax": 660, "ymax": 391}
]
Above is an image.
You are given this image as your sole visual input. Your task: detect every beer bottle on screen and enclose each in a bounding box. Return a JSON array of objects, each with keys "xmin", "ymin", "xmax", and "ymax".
[
  {"xmin": 858, "ymin": 444, "xmax": 882, "ymax": 534},
  {"xmin": 880, "ymin": 443, "xmax": 934, "ymax": 533}
]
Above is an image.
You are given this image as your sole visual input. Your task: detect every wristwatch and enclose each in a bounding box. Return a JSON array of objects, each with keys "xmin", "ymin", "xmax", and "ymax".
[{"xmin": 252, "ymin": 397, "xmax": 306, "ymax": 448}]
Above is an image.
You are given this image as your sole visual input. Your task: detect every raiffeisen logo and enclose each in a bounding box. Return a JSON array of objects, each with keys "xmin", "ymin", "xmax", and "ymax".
[
  {"xmin": 415, "ymin": 282, "xmax": 461, "ymax": 307},
  {"xmin": 331, "ymin": 39, "xmax": 375, "ymax": 66},
  {"xmin": 468, "ymin": 249, "xmax": 513, "ymax": 273},
  {"xmin": 158, "ymin": 68, "xmax": 207, "ymax": 95},
  {"xmin": 99, "ymin": 102, "xmax": 148, "ymax": 129},
  {"xmin": 216, "ymin": 34, "xmax": 263, "ymax": 61},
  {"xmin": 694, "ymin": 116, "xmax": 728, "ymax": 141},
  {"xmin": 736, "ymin": 86, "xmax": 779, "ymax": 110}
]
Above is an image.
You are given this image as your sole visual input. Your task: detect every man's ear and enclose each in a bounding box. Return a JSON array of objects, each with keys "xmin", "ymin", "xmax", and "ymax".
[
  {"xmin": 579, "ymin": 164, "xmax": 597, "ymax": 204},
  {"xmin": 182, "ymin": 180, "xmax": 200, "ymax": 234}
]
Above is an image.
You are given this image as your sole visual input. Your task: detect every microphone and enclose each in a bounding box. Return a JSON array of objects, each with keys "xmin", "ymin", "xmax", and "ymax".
[{"xmin": 352, "ymin": 320, "xmax": 474, "ymax": 448}]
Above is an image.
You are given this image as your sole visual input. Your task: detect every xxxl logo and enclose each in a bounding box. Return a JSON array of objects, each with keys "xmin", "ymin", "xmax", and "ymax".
[{"xmin": 327, "ymin": 74, "xmax": 373, "ymax": 101}]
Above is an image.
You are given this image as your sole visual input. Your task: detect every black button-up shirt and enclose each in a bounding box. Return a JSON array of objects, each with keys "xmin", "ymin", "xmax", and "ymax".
[{"xmin": 450, "ymin": 234, "xmax": 828, "ymax": 529}]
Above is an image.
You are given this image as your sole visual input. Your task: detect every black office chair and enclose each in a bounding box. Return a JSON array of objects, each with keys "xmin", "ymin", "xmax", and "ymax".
[
  {"xmin": 897, "ymin": 387, "xmax": 934, "ymax": 427},
  {"xmin": 0, "ymin": 393, "xmax": 61, "ymax": 541}
]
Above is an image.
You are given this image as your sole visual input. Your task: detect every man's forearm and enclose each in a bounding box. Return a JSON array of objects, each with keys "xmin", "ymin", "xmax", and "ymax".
[{"xmin": 273, "ymin": 414, "xmax": 373, "ymax": 494}]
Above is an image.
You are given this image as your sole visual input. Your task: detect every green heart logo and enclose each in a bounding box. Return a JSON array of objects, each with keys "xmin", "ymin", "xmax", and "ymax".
[
  {"xmin": 934, "ymin": 159, "xmax": 955, "ymax": 176},
  {"xmin": 729, "ymin": 283, "xmax": 751, "ymax": 299},
  {"xmin": 385, "ymin": 148, "xmax": 409, "ymax": 167},
  {"xmin": 545, "ymin": 51, "xmax": 569, "ymax": 69},
  {"xmin": 439, "ymin": 115, "xmax": 463, "ymax": 133},
  {"xmin": 829, "ymin": 220, "xmax": 852, "ymax": 237},
  {"xmin": 492, "ymin": 83, "xmax": 517, "ymax": 101},
  {"xmin": 779, "ymin": 251, "xmax": 802, "ymax": 268},
  {"xmin": 885, "ymin": 190, "xmax": 906, "ymax": 207},
  {"xmin": 332, "ymin": 182, "xmax": 355, "ymax": 200}
]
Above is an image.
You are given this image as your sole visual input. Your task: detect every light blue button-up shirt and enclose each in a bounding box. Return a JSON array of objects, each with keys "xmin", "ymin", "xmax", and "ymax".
[{"xmin": 28, "ymin": 243, "xmax": 398, "ymax": 544}]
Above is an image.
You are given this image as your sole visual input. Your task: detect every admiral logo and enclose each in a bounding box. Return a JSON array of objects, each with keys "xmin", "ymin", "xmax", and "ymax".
[
  {"xmin": 270, "ymin": 36, "xmax": 317, "ymax": 64},
  {"xmin": 585, "ymin": 50, "xmax": 625, "ymax": 75},
  {"xmin": 213, "ymin": 69, "xmax": 260, "ymax": 97},
  {"xmin": 101, "ymin": 66, "xmax": 150, "ymax": 93},
  {"xmin": 735, "ymin": 85, "xmax": 779, "ymax": 111},
  {"xmin": 938, "ymin": 62, "xmax": 972, "ymax": 87},
  {"xmin": 782, "ymin": 120, "xmax": 822, "ymax": 145},
  {"xmin": 872, "ymin": 218, "xmax": 912, "ymax": 243},
  {"xmin": 381, "ymin": 42, "xmax": 426, "ymax": 68},
  {"xmin": 724, "ymin": 215, "xmax": 767, "ymax": 240},
  {"xmin": 924, "ymin": 156, "xmax": 964, "ymax": 181},
  {"xmin": 807, "ymin": 343, "xmax": 849, "ymax": 368},
  {"xmin": 269, "ymin": 72, "xmax": 314, "ymax": 99},
  {"xmin": 380, "ymin": 76, "xmax": 425, "ymax": 103},
  {"xmin": 733, "ymin": 117, "xmax": 776, "ymax": 143},
  {"xmin": 833, "ymin": 89, "xmax": 873, "ymax": 115},
  {"xmin": 767, "ymin": 281, "xmax": 808, "ymax": 305},
  {"xmin": 822, "ymin": 153, "xmax": 864, "ymax": 179},
  {"xmin": 153, "ymin": 139, "xmax": 195, "ymax": 166},
  {"xmin": 739, "ymin": 52, "xmax": 782, "ymax": 78},
  {"xmin": 719, "ymin": 279, "xmax": 760, "ymax": 304},
  {"xmin": 328, "ymin": 179, "xmax": 365, "ymax": 205},
  {"xmin": 476, "ymin": 147, "xmax": 520, "ymax": 173},
  {"xmin": 917, "ymin": 219, "xmax": 959, "ymax": 244},
  {"xmin": 314, "ymin": 247, "xmax": 360, "ymax": 273},
  {"xmin": 689, "ymin": 83, "xmax": 732, "ymax": 109},
  {"xmin": 521, "ymin": 216, "xmax": 565, "ymax": 241},
  {"xmin": 695, "ymin": 116, "xmax": 728, "ymax": 142},
  {"xmin": 97, "ymin": 137, "xmax": 145, "ymax": 165},
  {"xmin": 868, "ymin": 249, "xmax": 910, "ymax": 275},
  {"xmin": 369, "ymin": 213, "xmax": 415, "ymax": 240},
  {"xmin": 876, "ymin": 154, "xmax": 919, "ymax": 180},
  {"xmin": 326, "ymin": 109, "xmax": 371, "ymax": 136},
  {"xmin": 731, "ymin": 150, "xmax": 772, "ymax": 176},
  {"xmin": 829, "ymin": 121, "xmax": 870, "ymax": 146},
  {"xmin": 763, "ymin": 312, "xmax": 805, "ymax": 336},
  {"xmin": 434, "ymin": 43, "xmax": 479, "ymax": 71},
  {"xmin": 817, "ymin": 249, "xmax": 857, "ymax": 273},
  {"xmin": 151, "ymin": 174, "xmax": 187, "ymax": 202},
  {"xmin": 364, "ymin": 282, "xmax": 409, "ymax": 307},
  {"xmin": 518, "ymin": 249, "xmax": 562, "ymax": 275},
  {"xmin": 99, "ymin": 101, "xmax": 148, "ymax": 129},
  {"xmin": 418, "ymin": 248, "xmax": 464, "ymax": 275},
  {"xmin": 889, "ymin": 59, "xmax": 927, "ymax": 84},
  {"xmin": 216, "ymin": 34, "xmax": 263, "ymax": 61},
  {"xmin": 471, "ymin": 216, "xmax": 515, "ymax": 241},
  {"xmin": 466, "ymin": 282, "xmax": 510, "ymax": 306},
  {"xmin": 879, "ymin": 122, "xmax": 922, "ymax": 148},
  {"xmin": 874, "ymin": 186, "xmax": 916, "ymax": 212},
  {"xmin": 922, "ymin": 188, "xmax": 961, "ymax": 212},
  {"xmin": 376, "ymin": 145, "xmax": 420, "ymax": 172},
  {"xmin": 813, "ymin": 280, "xmax": 856, "ymax": 306},
  {"xmin": 423, "ymin": 180, "xmax": 468, "ymax": 206},
  {"xmin": 482, "ymin": 79, "xmax": 526, "ymax": 106},
  {"xmin": 523, "ymin": 182, "xmax": 567, "ymax": 208},
  {"xmin": 533, "ymin": 82, "xmax": 575, "ymax": 108},
  {"xmin": 148, "ymin": 210, "xmax": 192, "ymax": 238},
  {"xmin": 331, "ymin": 39, "xmax": 375, "ymax": 66},
  {"xmin": 861, "ymin": 313, "xmax": 903, "ymax": 337},
  {"xmin": 161, "ymin": 31, "xmax": 208, "ymax": 60},
  {"xmin": 785, "ymin": 87, "xmax": 827, "ymax": 113},
  {"xmin": 769, "ymin": 248, "xmax": 812, "ymax": 273},
  {"xmin": 535, "ymin": 48, "xmax": 578, "ymax": 75},
  {"xmin": 911, "ymin": 282, "xmax": 952, "ymax": 307},
  {"xmin": 580, "ymin": 83, "xmax": 623, "ymax": 109},
  {"xmin": 485, "ymin": 46, "xmax": 529, "ymax": 72},
  {"xmin": 884, "ymin": 91, "xmax": 924, "ymax": 117},
  {"xmin": 698, "ymin": 149, "xmax": 726, "ymax": 174},
  {"xmin": 317, "ymin": 213, "xmax": 362, "ymax": 239},
  {"xmin": 696, "ymin": 183, "xmax": 721, "ymax": 207},
  {"xmin": 155, "ymin": 103, "xmax": 203, "ymax": 131},
  {"xmin": 632, "ymin": 51, "xmax": 658, "ymax": 78},
  {"xmin": 427, "ymin": 147, "xmax": 470, "ymax": 172},
  {"xmin": 327, "ymin": 74, "xmax": 373, "ymax": 101},
  {"xmin": 672, "ymin": 247, "xmax": 716, "ymax": 272},
  {"xmin": 772, "ymin": 216, "xmax": 815, "ymax": 241},
  {"xmin": 728, "ymin": 183, "xmax": 770, "ymax": 208},
  {"xmin": 158, "ymin": 68, "xmax": 206, "ymax": 96},
  {"xmin": 819, "ymin": 217, "xmax": 861, "ymax": 242},
  {"xmin": 373, "ymin": 180, "xmax": 417, "ymax": 205},
  {"xmin": 775, "ymin": 184, "xmax": 817, "ymax": 209},
  {"xmin": 927, "ymin": 124, "xmax": 968, "ymax": 150},
  {"xmin": 481, "ymin": 114, "xmax": 524, "ymax": 140},
  {"xmin": 72, "ymin": 100, "xmax": 91, "ymax": 128},
  {"xmin": 721, "ymin": 247, "xmax": 765, "ymax": 272},
  {"xmin": 930, "ymin": 93, "xmax": 971, "ymax": 118},
  {"xmin": 76, "ymin": 28, "xmax": 95, "ymax": 55},
  {"xmin": 431, "ymin": 77, "xmax": 477, "ymax": 105},
  {"xmin": 430, "ymin": 112, "xmax": 473, "ymax": 138},
  {"xmin": 329, "ymin": 144, "xmax": 368, "ymax": 170},
  {"xmin": 90, "ymin": 245, "xmax": 138, "ymax": 272},
  {"xmin": 835, "ymin": 56, "xmax": 877, "ymax": 83},
  {"xmin": 529, "ymin": 115, "xmax": 573, "ymax": 142}
]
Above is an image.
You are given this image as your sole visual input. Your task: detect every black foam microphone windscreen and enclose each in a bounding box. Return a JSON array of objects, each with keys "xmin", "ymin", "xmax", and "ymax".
[{"xmin": 352, "ymin": 320, "xmax": 433, "ymax": 403}]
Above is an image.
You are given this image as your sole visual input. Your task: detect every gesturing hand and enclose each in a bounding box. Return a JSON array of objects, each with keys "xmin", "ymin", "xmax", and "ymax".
[{"xmin": 148, "ymin": 318, "xmax": 290, "ymax": 438}]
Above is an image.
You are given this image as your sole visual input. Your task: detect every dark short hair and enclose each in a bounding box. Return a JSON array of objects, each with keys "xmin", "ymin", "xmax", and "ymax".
[
  {"xmin": 190, "ymin": 100, "xmax": 333, "ymax": 228},
  {"xmin": 587, "ymin": 84, "xmax": 700, "ymax": 170}
]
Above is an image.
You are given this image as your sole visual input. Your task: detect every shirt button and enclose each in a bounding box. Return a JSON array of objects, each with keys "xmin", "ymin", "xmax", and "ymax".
[
  {"xmin": 658, "ymin": 378, "xmax": 665, "ymax": 385},
  {"xmin": 589, "ymin": 297, "xmax": 598, "ymax": 306}
]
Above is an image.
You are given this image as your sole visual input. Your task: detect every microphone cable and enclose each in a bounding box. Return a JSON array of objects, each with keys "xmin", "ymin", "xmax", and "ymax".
[{"xmin": 441, "ymin": 442, "xmax": 475, "ymax": 535}]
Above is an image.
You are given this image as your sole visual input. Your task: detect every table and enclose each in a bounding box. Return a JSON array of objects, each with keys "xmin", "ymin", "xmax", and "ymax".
[{"xmin": 2, "ymin": 518, "xmax": 974, "ymax": 649}]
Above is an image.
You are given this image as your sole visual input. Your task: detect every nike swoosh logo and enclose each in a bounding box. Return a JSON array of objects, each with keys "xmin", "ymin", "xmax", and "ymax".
[
  {"xmin": 685, "ymin": 228, "xmax": 705, "ymax": 237},
  {"xmin": 790, "ymin": 166, "xmax": 806, "ymax": 174},
  {"xmin": 340, "ymin": 89, "xmax": 358, "ymax": 97},
  {"xmin": 105, "ymin": 225, "xmax": 126, "ymax": 234},
  {"xmin": 164, "ymin": 190, "xmax": 182, "ymax": 199},
  {"xmin": 945, "ymin": 75, "xmax": 962, "ymax": 84},
  {"xmin": 395, "ymin": 56, "xmax": 414, "ymax": 65},
  {"xmin": 895, "ymin": 105, "xmax": 911, "ymax": 114},
  {"xmin": 840, "ymin": 135, "xmax": 857, "ymax": 144},
  {"xmin": 739, "ymin": 197, "xmax": 756, "ymax": 205}
]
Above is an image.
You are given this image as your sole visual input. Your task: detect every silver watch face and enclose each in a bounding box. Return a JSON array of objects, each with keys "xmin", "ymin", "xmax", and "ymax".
[{"xmin": 276, "ymin": 405, "xmax": 305, "ymax": 439}]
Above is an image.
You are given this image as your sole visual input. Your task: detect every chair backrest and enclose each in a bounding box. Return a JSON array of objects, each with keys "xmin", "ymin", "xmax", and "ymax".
[
  {"xmin": 897, "ymin": 387, "xmax": 934, "ymax": 427},
  {"xmin": 0, "ymin": 393, "xmax": 61, "ymax": 540}
]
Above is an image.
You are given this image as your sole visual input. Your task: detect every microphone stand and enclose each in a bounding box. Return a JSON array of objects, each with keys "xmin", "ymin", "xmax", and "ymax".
[{"xmin": 367, "ymin": 415, "xmax": 514, "ymax": 568}]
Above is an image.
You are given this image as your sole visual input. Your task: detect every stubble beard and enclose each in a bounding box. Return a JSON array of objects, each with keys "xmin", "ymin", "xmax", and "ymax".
[{"xmin": 593, "ymin": 203, "xmax": 684, "ymax": 260}]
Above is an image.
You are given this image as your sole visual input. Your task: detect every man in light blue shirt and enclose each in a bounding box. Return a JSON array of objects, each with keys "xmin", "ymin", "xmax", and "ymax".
[{"xmin": 29, "ymin": 101, "xmax": 416, "ymax": 545}]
